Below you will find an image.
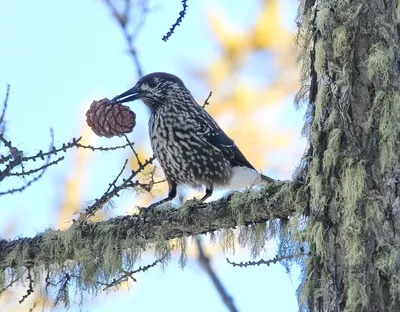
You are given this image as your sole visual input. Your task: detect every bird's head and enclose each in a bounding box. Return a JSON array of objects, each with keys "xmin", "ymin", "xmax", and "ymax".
[{"xmin": 111, "ymin": 72, "xmax": 188, "ymax": 110}]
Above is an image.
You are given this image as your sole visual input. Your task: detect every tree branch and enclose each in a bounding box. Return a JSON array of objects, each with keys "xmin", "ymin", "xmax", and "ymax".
[
  {"xmin": 196, "ymin": 238, "xmax": 238, "ymax": 312},
  {"xmin": 226, "ymin": 253, "xmax": 306, "ymax": 268},
  {"xmin": 103, "ymin": 0, "xmax": 149, "ymax": 77},
  {"xmin": 162, "ymin": 0, "xmax": 188, "ymax": 42},
  {"xmin": 0, "ymin": 84, "xmax": 10, "ymax": 133},
  {"xmin": 0, "ymin": 181, "xmax": 301, "ymax": 271}
]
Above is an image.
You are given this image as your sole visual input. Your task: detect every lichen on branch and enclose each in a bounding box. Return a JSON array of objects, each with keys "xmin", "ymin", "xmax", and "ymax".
[{"xmin": 0, "ymin": 181, "xmax": 304, "ymax": 306}]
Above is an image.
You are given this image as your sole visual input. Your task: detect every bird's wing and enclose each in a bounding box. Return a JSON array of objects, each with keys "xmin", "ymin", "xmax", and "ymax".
[{"xmin": 196, "ymin": 110, "xmax": 256, "ymax": 170}]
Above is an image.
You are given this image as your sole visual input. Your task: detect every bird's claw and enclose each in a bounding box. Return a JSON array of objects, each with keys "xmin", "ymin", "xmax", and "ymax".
[
  {"xmin": 137, "ymin": 201, "xmax": 161, "ymax": 216},
  {"xmin": 138, "ymin": 206, "xmax": 157, "ymax": 217},
  {"xmin": 138, "ymin": 206, "xmax": 150, "ymax": 215}
]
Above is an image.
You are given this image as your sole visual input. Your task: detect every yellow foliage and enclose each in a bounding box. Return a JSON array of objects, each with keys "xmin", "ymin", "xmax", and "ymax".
[
  {"xmin": 252, "ymin": 0, "xmax": 293, "ymax": 49},
  {"xmin": 57, "ymin": 124, "xmax": 94, "ymax": 230},
  {"xmin": 208, "ymin": 10, "xmax": 251, "ymax": 61},
  {"xmin": 205, "ymin": 0, "xmax": 299, "ymax": 171}
]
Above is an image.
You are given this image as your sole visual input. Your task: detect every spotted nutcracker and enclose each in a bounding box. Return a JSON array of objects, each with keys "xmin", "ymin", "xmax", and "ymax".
[{"xmin": 112, "ymin": 72, "xmax": 275, "ymax": 209}]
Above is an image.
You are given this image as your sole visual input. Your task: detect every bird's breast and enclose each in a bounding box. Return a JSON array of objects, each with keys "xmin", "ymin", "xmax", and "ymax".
[{"xmin": 148, "ymin": 110, "xmax": 233, "ymax": 186}]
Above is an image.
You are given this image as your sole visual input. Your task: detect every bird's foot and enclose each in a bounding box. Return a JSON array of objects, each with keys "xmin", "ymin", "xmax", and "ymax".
[
  {"xmin": 137, "ymin": 203, "xmax": 157, "ymax": 216},
  {"xmin": 137, "ymin": 197, "xmax": 173, "ymax": 216},
  {"xmin": 181, "ymin": 196, "xmax": 203, "ymax": 212},
  {"xmin": 137, "ymin": 206, "xmax": 150, "ymax": 216}
]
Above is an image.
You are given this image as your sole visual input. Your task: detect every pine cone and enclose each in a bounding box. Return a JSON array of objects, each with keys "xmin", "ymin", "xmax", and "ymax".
[{"xmin": 86, "ymin": 99, "xmax": 136, "ymax": 138}]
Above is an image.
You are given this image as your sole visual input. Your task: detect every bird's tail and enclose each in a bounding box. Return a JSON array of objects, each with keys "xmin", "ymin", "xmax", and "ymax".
[{"xmin": 261, "ymin": 174, "xmax": 275, "ymax": 183}]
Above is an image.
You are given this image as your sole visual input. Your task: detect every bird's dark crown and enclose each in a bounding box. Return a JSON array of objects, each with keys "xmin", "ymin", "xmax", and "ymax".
[
  {"xmin": 112, "ymin": 72, "xmax": 190, "ymax": 110},
  {"xmin": 137, "ymin": 72, "xmax": 185, "ymax": 87}
]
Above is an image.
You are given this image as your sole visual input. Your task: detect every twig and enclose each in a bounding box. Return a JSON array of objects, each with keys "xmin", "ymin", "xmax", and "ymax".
[
  {"xmin": 80, "ymin": 155, "xmax": 157, "ymax": 218},
  {"xmin": 49, "ymin": 257, "xmax": 164, "ymax": 293},
  {"xmin": 22, "ymin": 137, "xmax": 135, "ymax": 162},
  {"xmin": 0, "ymin": 84, "xmax": 10, "ymax": 133},
  {"xmin": 8, "ymin": 156, "xmax": 64, "ymax": 177},
  {"xmin": 76, "ymin": 159, "xmax": 129, "ymax": 221},
  {"xmin": 202, "ymin": 91, "xmax": 212, "ymax": 109},
  {"xmin": 19, "ymin": 267, "xmax": 34, "ymax": 303},
  {"xmin": 28, "ymin": 300, "xmax": 38, "ymax": 312},
  {"xmin": 0, "ymin": 277, "xmax": 18, "ymax": 295},
  {"xmin": 0, "ymin": 133, "xmax": 137, "ymax": 195},
  {"xmin": 226, "ymin": 253, "xmax": 305, "ymax": 268},
  {"xmin": 107, "ymin": 159, "xmax": 129, "ymax": 194},
  {"xmin": 162, "ymin": 0, "xmax": 188, "ymax": 42},
  {"xmin": 131, "ymin": 0, "xmax": 150, "ymax": 39},
  {"xmin": 54, "ymin": 274, "xmax": 71, "ymax": 308},
  {"xmin": 0, "ymin": 168, "xmax": 52, "ymax": 196},
  {"xmin": 102, "ymin": 257, "xmax": 164, "ymax": 291},
  {"xmin": 20, "ymin": 137, "xmax": 82, "ymax": 162},
  {"xmin": 74, "ymin": 141, "xmax": 136, "ymax": 152},
  {"xmin": 0, "ymin": 130, "xmax": 58, "ymax": 195},
  {"xmin": 196, "ymin": 238, "xmax": 239, "ymax": 312},
  {"xmin": 103, "ymin": 0, "xmax": 148, "ymax": 77},
  {"xmin": 0, "ymin": 134, "xmax": 23, "ymax": 181},
  {"xmin": 308, "ymin": 6, "xmax": 319, "ymax": 105},
  {"xmin": 124, "ymin": 134, "xmax": 142, "ymax": 167},
  {"xmin": 0, "ymin": 153, "xmax": 12, "ymax": 164}
]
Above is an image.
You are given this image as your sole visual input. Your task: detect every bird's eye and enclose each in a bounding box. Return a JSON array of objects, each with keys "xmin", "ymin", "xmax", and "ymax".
[{"xmin": 148, "ymin": 80, "xmax": 158, "ymax": 88}]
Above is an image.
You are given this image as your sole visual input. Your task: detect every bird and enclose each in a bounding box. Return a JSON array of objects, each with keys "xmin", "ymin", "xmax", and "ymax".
[{"xmin": 111, "ymin": 72, "xmax": 275, "ymax": 210}]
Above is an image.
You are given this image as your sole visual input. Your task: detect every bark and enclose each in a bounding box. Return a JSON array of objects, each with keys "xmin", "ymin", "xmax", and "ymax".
[{"xmin": 297, "ymin": 0, "xmax": 400, "ymax": 311}]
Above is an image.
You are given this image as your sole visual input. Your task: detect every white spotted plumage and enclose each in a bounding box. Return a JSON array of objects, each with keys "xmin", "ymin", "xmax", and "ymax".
[{"xmin": 112, "ymin": 72, "xmax": 274, "ymax": 208}]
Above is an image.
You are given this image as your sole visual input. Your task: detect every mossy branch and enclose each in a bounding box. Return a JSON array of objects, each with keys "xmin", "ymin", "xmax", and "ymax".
[{"xmin": 0, "ymin": 181, "xmax": 301, "ymax": 272}]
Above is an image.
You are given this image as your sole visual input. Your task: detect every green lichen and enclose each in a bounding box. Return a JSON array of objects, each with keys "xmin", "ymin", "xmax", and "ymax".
[
  {"xmin": 250, "ymin": 222, "xmax": 268, "ymax": 258},
  {"xmin": 315, "ymin": 7, "xmax": 331, "ymax": 32},
  {"xmin": 378, "ymin": 92, "xmax": 400, "ymax": 172},
  {"xmin": 153, "ymin": 233, "xmax": 171, "ymax": 263},
  {"xmin": 209, "ymin": 231, "xmax": 217, "ymax": 245},
  {"xmin": 342, "ymin": 160, "xmax": 366, "ymax": 211},
  {"xmin": 229, "ymin": 190, "xmax": 249, "ymax": 224},
  {"xmin": 332, "ymin": 26, "xmax": 348, "ymax": 58},
  {"xmin": 314, "ymin": 41, "xmax": 326, "ymax": 74},
  {"xmin": 177, "ymin": 237, "xmax": 188, "ymax": 268},
  {"xmin": 308, "ymin": 159, "xmax": 324, "ymax": 207},
  {"xmin": 367, "ymin": 43, "xmax": 393, "ymax": 87},
  {"xmin": 322, "ymin": 128, "xmax": 341, "ymax": 173},
  {"xmin": 375, "ymin": 246, "xmax": 398, "ymax": 277},
  {"xmin": 309, "ymin": 221, "xmax": 325, "ymax": 258},
  {"xmin": 325, "ymin": 107, "xmax": 338, "ymax": 130},
  {"xmin": 390, "ymin": 275, "xmax": 400, "ymax": 305},
  {"xmin": 345, "ymin": 278, "xmax": 368, "ymax": 311},
  {"xmin": 237, "ymin": 223, "xmax": 268, "ymax": 258},
  {"xmin": 219, "ymin": 228, "xmax": 236, "ymax": 253},
  {"xmin": 364, "ymin": 197, "xmax": 383, "ymax": 232},
  {"xmin": 397, "ymin": 1, "xmax": 400, "ymax": 20},
  {"xmin": 313, "ymin": 83, "xmax": 328, "ymax": 125},
  {"xmin": 342, "ymin": 159, "xmax": 366, "ymax": 267},
  {"xmin": 0, "ymin": 270, "xmax": 4, "ymax": 290}
]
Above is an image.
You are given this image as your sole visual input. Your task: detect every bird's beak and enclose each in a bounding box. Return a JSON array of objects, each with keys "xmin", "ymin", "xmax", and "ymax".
[{"xmin": 111, "ymin": 86, "xmax": 141, "ymax": 104}]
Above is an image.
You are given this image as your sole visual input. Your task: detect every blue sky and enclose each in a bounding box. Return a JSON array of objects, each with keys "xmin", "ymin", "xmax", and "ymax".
[{"xmin": 0, "ymin": 0, "xmax": 304, "ymax": 311}]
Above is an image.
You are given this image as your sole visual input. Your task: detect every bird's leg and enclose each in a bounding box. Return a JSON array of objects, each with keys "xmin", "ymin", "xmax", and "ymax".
[
  {"xmin": 140, "ymin": 181, "xmax": 177, "ymax": 213},
  {"xmin": 144, "ymin": 197, "xmax": 173, "ymax": 210},
  {"xmin": 260, "ymin": 174, "xmax": 275, "ymax": 183},
  {"xmin": 200, "ymin": 184, "xmax": 213, "ymax": 202}
]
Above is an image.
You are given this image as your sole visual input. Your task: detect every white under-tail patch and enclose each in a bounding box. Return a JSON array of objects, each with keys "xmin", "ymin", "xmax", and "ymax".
[{"xmin": 222, "ymin": 166, "xmax": 264, "ymax": 190}]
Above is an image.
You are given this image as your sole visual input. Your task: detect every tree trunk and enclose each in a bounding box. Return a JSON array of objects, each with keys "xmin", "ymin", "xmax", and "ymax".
[{"xmin": 297, "ymin": 0, "xmax": 400, "ymax": 311}]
